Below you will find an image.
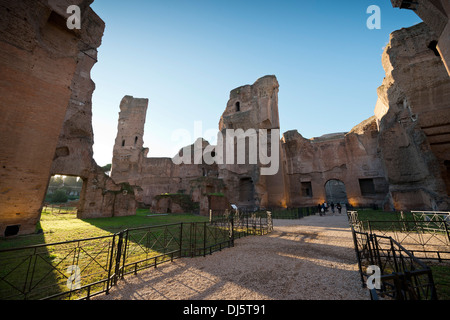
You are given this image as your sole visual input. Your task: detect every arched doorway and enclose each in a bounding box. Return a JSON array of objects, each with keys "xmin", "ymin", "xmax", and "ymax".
[
  {"xmin": 43, "ymin": 175, "xmax": 84, "ymax": 215},
  {"xmin": 325, "ymin": 179, "xmax": 348, "ymax": 204}
]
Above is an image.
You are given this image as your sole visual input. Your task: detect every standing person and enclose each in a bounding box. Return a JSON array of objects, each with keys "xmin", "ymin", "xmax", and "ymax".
[
  {"xmin": 331, "ymin": 202, "xmax": 335, "ymax": 214},
  {"xmin": 317, "ymin": 203, "xmax": 322, "ymax": 216},
  {"xmin": 324, "ymin": 202, "xmax": 328, "ymax": 213},
  {"xmin": 337, "ymin": 203, "xmax": 342, "ymax": 214}
]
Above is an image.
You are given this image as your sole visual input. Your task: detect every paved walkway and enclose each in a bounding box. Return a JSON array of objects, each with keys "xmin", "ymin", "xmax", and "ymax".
[{"xmin": 94, "ymin": 211, "xmax": 369, "ymax": 300}]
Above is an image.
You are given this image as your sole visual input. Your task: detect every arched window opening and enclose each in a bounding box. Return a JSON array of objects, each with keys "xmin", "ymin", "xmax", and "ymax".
[
  {"xmin": 41, "ymin": 175, "xmax": 85, "ymax": 223},
  {"xmin": 235, "ymin": 101, "xmax": 241, "ymax": 112}
]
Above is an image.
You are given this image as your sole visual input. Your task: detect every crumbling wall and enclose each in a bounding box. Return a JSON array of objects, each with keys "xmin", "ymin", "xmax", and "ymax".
[
  {"xmin": 282, "ymin": 116, "xmax": 389, "ymax": 208},
  {"xmin": 46, "ymin": 3, "xmax": 136, "ymax": 219},
  {"xmin": 218, "ymin": 75, "xmax": 287, "ymax": 209},
  {"xmin": 375, "ymin": 22, "xmax": 450, "ymax": 211},
  {"xmin": 110, "ymin": 97, "xmax": 225, "ymax": 213},
  {"xmin": 391, "ymin": 0, "xmax": 450, "ymax": 76},
  {"xmin": 0, "ymin": 0, "xmax": 108, "ymax": 236}
]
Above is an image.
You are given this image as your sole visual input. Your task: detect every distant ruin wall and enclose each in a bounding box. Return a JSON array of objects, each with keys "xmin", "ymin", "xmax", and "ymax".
[{"xmin": 282, "ymin": 116, "xmax": 389, "ymax": 209}]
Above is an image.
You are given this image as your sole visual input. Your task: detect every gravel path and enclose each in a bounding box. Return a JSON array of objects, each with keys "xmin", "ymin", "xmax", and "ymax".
[{"xmin": 94, "ymin": 212, "xmax": 369, "ymax": 300}]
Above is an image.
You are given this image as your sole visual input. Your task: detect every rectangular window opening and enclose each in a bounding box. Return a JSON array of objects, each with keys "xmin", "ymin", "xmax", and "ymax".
[
  {"xmin": 5, "ymin": 225, "xmax": 20, "ymax": 237},
  {"xmin": 359, "ymin": 178, "xmax": 376, "ymax": 196},
  {"xmin": 301, "ymin": 182, "xmax": 313, "ymax": 198}
]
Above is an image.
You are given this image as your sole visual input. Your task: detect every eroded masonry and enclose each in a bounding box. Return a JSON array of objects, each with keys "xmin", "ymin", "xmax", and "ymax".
[{"xmin": 0, "ymin": 0, "xmax": 449, "ymax": 236}]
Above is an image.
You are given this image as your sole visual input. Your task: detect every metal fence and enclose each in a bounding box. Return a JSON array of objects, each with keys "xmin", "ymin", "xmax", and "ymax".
[
  {"xmin": 352, "ymin": 228, "xmax": 437, "ymax": 300},
  {"xmin": 0, "ymin": 212, "xmax": 272, "ymax": 300},
  {"xmin": 347, "ymin": 211, "xmax": 450, "ymax": 262}
]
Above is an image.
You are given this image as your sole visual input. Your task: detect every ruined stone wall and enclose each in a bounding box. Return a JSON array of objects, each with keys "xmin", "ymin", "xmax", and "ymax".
[
  {"xmin": 111, "ymin": 95, "xmax": 149, "ymax": 185},
  {"xmin": 44, "ymin": 3, "xmax": 136, "ymax": 219},
  {"xmin": 50, "ymin": 2, "xmax": 104, "ymax": 179},
  {"xmin": 391, "ymin": 0, "xmax": 450, "ymax": 76},
  {"xmin": 375, "ymin": 22, "xmax": 450, "ymax": 211},
  {"xmin": 282, "ymin": 116, "xmax": 389, "ymax": 208},
  {"xmin": 110, "ymin": 76, "xmax": 288, "ymax": 213},
  {"xmin": 111, "ymin": 99, "xmax": 225, "ymax": 214},
  {"xmin": 111, "ymin": 75, "xmax": 392, "ymax": 212},
  {"xmin": 0, "ymin": 0, "xmax": 108, "ymax": 236},
  {"xmin": 218, "ymin": 75, "xmax": 287, "ymax": 209}
]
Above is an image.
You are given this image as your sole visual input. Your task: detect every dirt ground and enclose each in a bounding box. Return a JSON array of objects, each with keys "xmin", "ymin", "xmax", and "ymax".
[{"xmin": 94, "ymin": 212, "xmax": 369, "ymax": 300}]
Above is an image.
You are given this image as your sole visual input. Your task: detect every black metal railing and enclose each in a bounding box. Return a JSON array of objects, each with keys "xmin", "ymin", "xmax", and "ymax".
[
  {"xmin": 0, "ymin": 211, "xmax": 273, "ymax": 300},
  {"xmin": 0, "ymin": 234, "xmax": 117, "ymax": 300},
  {"xmin": 347, "ymin": 211, "xmax": 450, "ymax": 262},
  {"xmin": 352, "ymin": 228, "xmax": 438, "ymax": 300}
]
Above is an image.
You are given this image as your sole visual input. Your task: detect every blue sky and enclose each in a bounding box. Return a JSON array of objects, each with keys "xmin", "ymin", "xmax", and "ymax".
[{"xmin": 90, "ymin": 0, "xmax": 422, "ymax": 166}]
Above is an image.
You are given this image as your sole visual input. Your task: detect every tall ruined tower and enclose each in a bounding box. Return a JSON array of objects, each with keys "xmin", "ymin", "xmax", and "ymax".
[
  {"xmin": 218, "ymin": 75, "xmax": 287, "ymax": 209},
  {"xmin": 111, "ymin": 96, "xmax": 149, "ymax": 186}
]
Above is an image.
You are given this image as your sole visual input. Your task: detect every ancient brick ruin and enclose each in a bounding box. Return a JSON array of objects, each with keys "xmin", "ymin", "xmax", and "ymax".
[
  {"xmin": 0, "ymin": 0, "xmax": 449, "ymax": 236},
  {"xmin": 0, "ymin": 0, "xmax": 135, "ymax": 237}
]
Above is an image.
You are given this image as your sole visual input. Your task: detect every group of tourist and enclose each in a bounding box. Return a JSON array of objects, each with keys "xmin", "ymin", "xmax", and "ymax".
[{"xmin": 317, "ymin": 201, "xmax": 342, "ymax": 216}]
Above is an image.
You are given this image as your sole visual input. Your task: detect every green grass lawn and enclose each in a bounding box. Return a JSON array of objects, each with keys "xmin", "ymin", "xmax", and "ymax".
[
  {"xmin": 354, "ymin": 209, "xmax": 409, "ymax": 221},
  {"xmin": 0, "ymin": 208, "xmax": 209, "ymax": 250},
  {"xmin": 430, "ymin": 264, "xmax": 450, "ymax": 300},
  {"xmin": 0, "ymin": 209, "xmax": 213, "ymax": 300}
]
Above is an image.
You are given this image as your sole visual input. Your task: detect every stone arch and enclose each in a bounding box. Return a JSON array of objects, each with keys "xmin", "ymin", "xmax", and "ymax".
[{"xmin": 324, "ymin": 179, "xmax": 348, "ymax": 204}]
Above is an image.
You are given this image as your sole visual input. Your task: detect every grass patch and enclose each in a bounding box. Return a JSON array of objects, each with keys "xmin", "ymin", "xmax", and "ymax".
[
  {"xmin": 0, "ymin": 209, "xmax": 208, "ymax": 250},
  {"xmin": 356, "ymin": 209, "xmax": 409, "ymax": 221},
  {"xmin": 430, "ymin": 263, "xmax": 450, "ymax": 300},
  {"xmin": 0, "ymin": 209, "xmax": 211, "ymax": 300}
]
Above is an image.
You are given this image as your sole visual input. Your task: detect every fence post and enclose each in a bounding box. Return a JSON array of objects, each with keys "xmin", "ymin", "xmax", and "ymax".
[
  {"xmin": 179, "ymin": 223, "xmax": 183, "ymax": 257},
  {"xmin": 106, "ymin": 233, "xmax": 116, "ymax": 294},
  {"xmin": 114, "ymin": 231, "xmax": 124, "ymax": 286},
  {"xmin": 121, "ymin": 229, "xmax": 129, "ymax": 279},
  {"xmin": 390, "ymin": 238, "xmax": 399, "ymax": 273},
  {"xmin": 351, "ymin": 228, "xmax": 366, "ymax": 288},
  {"xmin": 427, "ymin": 268, "xmax": 438, "ymax": 300},
  {"xmin": 229, "ymin": 216, "xmax": 234, "ymax": 247},
  {"xmin": 267, "ymin": 211, "xmax": 273, "ymax": 233},
  {"xmin": 190, "ymin": 223, "xmax": 195, "ymax": 257},
  {"xmin": 444, "ymin": 218, "xmax": 450, "ymax": 245},
  {"xmin": 203, "ymin": 222, "xmax": 207, "ymax": 257}
]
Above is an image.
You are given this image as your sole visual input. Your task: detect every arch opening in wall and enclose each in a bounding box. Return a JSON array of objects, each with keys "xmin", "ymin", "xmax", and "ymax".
[
  {"xmin": 235, "ymin": 101, "xmax": 241, "ymax": 112},
  {"xmin": 42, "ymin": 175, "xmax": 84, "ymax": 218},
  {"xmin": 324, "ymin": 179, "xmax": 348, "ymax": 205}
]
